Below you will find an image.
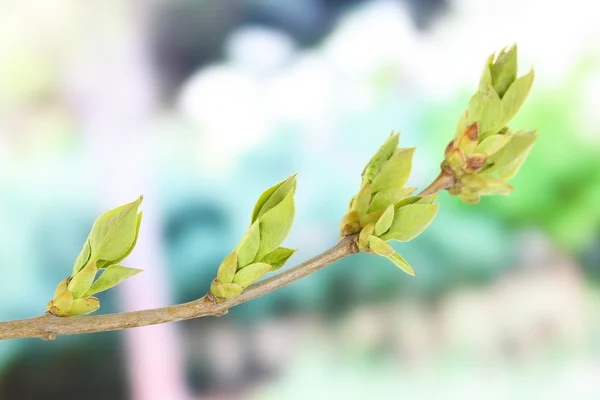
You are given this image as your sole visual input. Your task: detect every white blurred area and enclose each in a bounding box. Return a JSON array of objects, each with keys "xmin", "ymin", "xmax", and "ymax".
[{"xmin": 1, "ymin": 0, "xmax": 600, "ymax": 399}]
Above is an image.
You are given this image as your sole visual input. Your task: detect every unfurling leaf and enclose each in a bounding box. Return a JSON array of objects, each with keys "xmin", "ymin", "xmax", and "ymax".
[
  {"xmin": 370, "ymin": 148, "xmax": 415, "ymax": 193},
  {"xmin": 52, "ymin": 291, "xmax": 73, "ymax": 316},
  {"xmin": 476, "ymin": 134, "xmax": 511, "ymax": 157},
  {"xmin": 89, "ymin": 196, "xmax": 143, "ymax": 265},
  {"xmin": 500, "ymin": 69, "xmax": 534, "ymax": 125},
  {"xmin": 468, "ymin": 87, "xmax": 503, "ymax": 137},
  {"xmin": 68, "ymin": 263, "xmax": 98, "ymax": 299},
  {"xmin": 368, "ymin": 236, "xmax": 394, "ymax": 257},
  {"xmin": 490, "ymin": 45, "xmax": 517, "ymax": 97},
  {"xmin": 484, "ymin": 130, "xmax": 537, "ymax": 177},
  {"xmin": 108, "ymin": 211, "xmax": 143, "ymax": 267},
  {"xmin": 361, "ymin": 211, "xmax": 384, "ymax": 227},
  {"xmin": 84, "ymin": 265, "xmax": 143, "ymax": 297},
  {"xmin": 233, "ymin": 263, "xmax": 271, "ymax": 288},
  {"xmin": 415, "ymin": 193, "xmax": 438, "ymax": 205},
  {"xmin": 53, "ymin": 278, "xmax": 70, "ymax": 301},
  {"xmin": 237, "ymin": 222, "xmax": 260, "ymax": 268},
  {"xmin": 381, "ymin": 204, "xmax": 440, "ymax": 242},
  {"xmin": 374, "ymin": 205, "xmax": 394, "ymax": 236},
  {"xmin": 387, "ymin": 252, "xmax": 415, "ymax": 276},
  {"xmin": 217, "ymin": 252, "xmax": 238, "ymax": 284},
  {"xmin": 251, "ymin": 175, "xmax": 297, "ymax": 223},
  {"xmin": 362, "ymin": 133, "xmax": 399, "ymax": 184},
  {"xmin": 351, "ymin": 184, "xmax": 372, "ymax": 217},
  {"xmin": 69, "ymin": 297, "xmax": 100, "ymax": 316},
  {"xmin": 368, "ymin": 187, "xmax": 416, "ymax": 213},
  {"xmin": 72, "ymin": 240, "xmax": 91, "ymax": 276},
  {"xmin": 255, "ymin": 188, "xmax": 295, "ymax": 260},
  {"xmin": 340, "ymin": 210, "xmax": 361, "ymax": 236},
  {"xmin": 260, "ymin": 247, "xmax": 297, "ymax": 271}
]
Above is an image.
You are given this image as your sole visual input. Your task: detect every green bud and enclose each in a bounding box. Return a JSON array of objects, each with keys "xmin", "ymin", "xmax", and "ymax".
[
  {"xmin": 340, "ymin": 210, "xmax": 362, "ymax": 236},
  {"xmin": 368, "ymin": 187, "xmax": 416, "ymax": 213},
  {"xmin": 84, "ymin": 264, "xmax": 142, "ymax": 297},
  {"xmin": 237, "ymin": 222, "xmax": 260, "ymax": 268},
  {"xmin": 232, "ymin": 263, "xmax": 271, "ymax": 288},
  {"xmin": 217, "ymin": 252, "xmax": 238, "ymax": 284},
  {"xmin": 374, "ymin": 204, "xmax": 394, "ymax": 237},
  {"xmin": 69, "ymin": 297, "xmax": 100, "ymax": 316},
  {"xmin": 500, "ymin": 69, "xmax": 534, "ymax": 126},
  {"xmin": 387, "ymin": 252, "xmax": 415, "ymax": 276},
  {"xmin": 368, "ymin": 236, "xmax": 394, "ymax": 257},
  {"xmin": 381, "ymin": 203, "xmax": 440, "ymax": 242},
  {"xmin": 362, "ymin": 132, "xmax": 399, "ymax": 184},
  {"xmin": 465, "ymin": 153, "xmax": 487, "ymax": 172},
  {"xmin": 68, "ymin": 262, "xmax": 98, "ymax": 299},
  {"xmin": 490, "ymin": 45, "xmax": 517, "ymax": 97},
  {"xmin": 72, "ymin": 240, "xmax": 91, "ymax": 276},
  {"xmin": 253, "ymin": 175, "xmax": 297, "ymax": 222},
  {"xmin": 358, "ymin": 223, "xmax": 375, "ymax": 252},
  {"xmin": 222, "ymin": 283, "xmax": 243, "ymax": 299},
  {"xmin": 53, "ymin": 278, "xmax": 70, "ymax": 301},
  {"xmin": 468, "ymin": 87, "xmax": 503, "ymax": 138},
  {"xmin": 478, "ymin": 54, "xmax": 494, "ymax": 91},
  {"xmin": 456, "ymin": 122, "xmax": 479, "ymax": 155},
  {"xmin": 210, "ymin": 279, "xmax": 226, "ymax": 298},
  {"xmin": 49, "ymin": 290, "xmax": 73, "ymax": 316},
  {"xmin": 259, "ymin": 247, "xmax": 297, "ymax": 271}
]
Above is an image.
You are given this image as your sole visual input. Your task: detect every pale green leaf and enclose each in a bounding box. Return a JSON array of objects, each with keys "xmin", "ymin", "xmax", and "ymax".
[
  {"xmin": 89, "ymin": 196, "xmax": 143, "ymax": 264},
  {"xmin": 72, "ymin": 239, "xmax": 91, "ymax": 276},
  {"xmin": 476, "ymin": 134, "xmax": 511, "ymax": 157},
  {"xmin": 416, "ymin": 193, "xmax": 438, "ymax": 204},
  {"xmin": 501, "ymin": 69, "xmax": 534, "ymax": 125},
  {"xmin": 358, "ymin": 223, "xmax": 375, "ymax": 251},
  {"xmin": 351, "ymin": 184, "xmax": 372, "ymax": 217},
  {"xmin": 491, "ymin": 45, "xmax": 517, "ymax": 97},
  {"xmin": 237, "ymin": 222, "xmax": 260, "ymax": 268},
  {"xmin": 370, "ymin": 148, "xmax": 415, "ymax": 193},
  {"xmin": 381, "ymin": 203, "xmax": 440, "ymax": 242},
  {"xmin": 387, "ymin": 252, "xmax": 415, "ymax": 276},
  {"xmin": 233, "ymin": 262, "xmax": 271, "ymax": 288},
  {"xmin": 69, "ymin": 297, "xmax": 100, "ymax": 316},
  {"xmin": 368, "ymin": 235, "xmax": 394, "ymax": 257},
  {"xmin": 255, "ymin": 190, "xmax": 295, "ymax": 260},
  {"xmin": 255, "ymin": 175, "xmax": 297, "ymax": 221},
  {"xmin": 222, "ymin": 283, "xmax": 243, "ymax": 299},
  {"xmin": 68, "ymin": 263, "xmax": 98, "ymax": 299},
  {"xmin": 362, "ymin": 133, "xmax": 399, "ymax": 184},
  {"xmin": 368, "ymin": 187, "xmax": 416, "ymax": 213},
  {"xmin": 259, "ymin": 247, "xmax": 296, "ymax": 271},
  {"xmin": 374, "ymin": 204, "xmax": 394, "ymax": 237},
  {"xmin": 484, "ymin": 130, "xmax": 537, "ymax": 176},
  {"xmin": 468, "ymin": 87, "xmax": 503, "ymax": 137},
  {"xmin": 53, "ymin": 291, "xmax": 73, "ymax": 313},
  {"xmin": 84, "ymin": 265, "xmax": 143, "ymax": 297},
  {"xmin": 478, "ymin": 53, "xmax": 494, "ymax": 91},
  {"xmin": 210, "ymin": 279, "xmax": 225, "ymax": 298},
  {"xmin": 251, "ymin": 178, "xmax": 287, "ymax": 223}
]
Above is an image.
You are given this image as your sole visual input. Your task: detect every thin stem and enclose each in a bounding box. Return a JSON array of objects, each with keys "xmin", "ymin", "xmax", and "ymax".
[
  {"xmin": 418, "ymin": 167, "xmax": 456, "ymax": 196},
  {"xmin": 0, "ymin": 236, "xmax": 358, "ymax": 341}
]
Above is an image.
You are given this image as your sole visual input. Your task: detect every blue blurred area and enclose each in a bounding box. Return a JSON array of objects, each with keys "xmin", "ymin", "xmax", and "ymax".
[{"xmin": 1, "ymin": 0, "xmax": 599, "ymax": 399}]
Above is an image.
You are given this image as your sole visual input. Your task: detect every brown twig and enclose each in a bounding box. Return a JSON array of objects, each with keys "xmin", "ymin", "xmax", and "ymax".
[
  {"xmin": 418, "ymin": 167, "xmax": 456, "ymax": 196},
  {"xmin": 0, "ymin": 236, "xmax": 359, "ymax": 341}
]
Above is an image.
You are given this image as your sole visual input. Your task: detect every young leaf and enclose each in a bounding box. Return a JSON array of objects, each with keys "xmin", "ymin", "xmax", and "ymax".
[
  {"xmin": 254, "ymin": 175, "xmax": 297, "ymax": 221},
  {"xmin": 381, "ymin": 204, "xmax": 440, "ymax": 242},
  {"xmin": 415, "ymin": 193, "xmax": 438, "ymax": 205},
  {"xmin": 362, "ymin": 133, "xmax": 399, "ymax": 184},
  {"xmin": 468, "ymin": 87, "xmax": 503, "ymax": 137},
  {"xmin": 53, "ymin": 278, "xmax": 70, "ymax": 301},
  {"xmin": 232, "ymin": 263, "xmax": 271, "ymax": 288},
  {"xmin": 374, "ymin": 204, "xmax": 394, "ymax": 237},
  {"xmin": 387, "ymin": 252, "xmax": 415, "ymax": 276},
  {"xmin": 237, "ymin": 222, "xmax": 260, "ymax": 268},
  {"xmin": 368, "ymin": 236, "xmax": 394, "ymax": 257},
  {"xmin": 361, "ymin": 210, "xmax": 384, "ymax": 227},
  {"xmin": 89, "ymin": 196, "xmax": 143, "ymax": 264},
  {"xmin": 104, "ymin": 211, "xmax": 143, "ymax": 267},
  {"xmin": 84, "ymin": 265, "xmax": 143, "ymax": 297},
  {"xmin": 251, "ymin": 178, "xmax": 287, "ymax": 223},
  {"xmin": 217, "ymin": 252, "xmax": 238, "ymax": 284},
  {"xmin": 476, "ymin": 134, "xmax": 511, "ymax": 157},
  {"xmin": 72, "ymin": 239, "xmax": 91, "ymax": 276},
  {"xmin": 370, "ymin": 148, "xmax": 415, "ymax": 193},
  {"xmin": 368, "ymin": 187, "xmax": 416, "ymax": 213},
  {"xmin": 53, "ymin": 290, "xmax": 73, "ymax": 314},
  {"xmin": 351, "ymin": 184, "xmax": 372, "ymax": 218},
  {"xmin": 255, "ymin": 189, "xmax": 295, "ymax": 260},
  {"xmin": 69, "ymin": 297, "xmax": 100, "ymax": 316},
  {"xmin": 222, "ymin": 283, "xmax": 243, "ymax": 299},
  {"xmin": 394, "ymin": 196, "xmax": 422, "ymax": 209},
  {"xmin": 210, "ymin": 279, "xmax": 225, "ymax": 298},
  {"xmin": 484, "ymin": 130, "xmax": 537, "ymax": 176},
  {"xmin": 477, "ymin": 54, "xmax": 494, "ymax": 91},
  {"xmin": 500, "ymin": 69, "xmax": 534, "ymax": 125},
  {"xmin": 260, "ymin": 247, "xmax": 297, "ymax": 271},
  {"xmin": 68, "ymin": 263, "xmax": 98, "ymax": 299},
  {"xmin": 491, "ymin": 45, "xmax": 517, "ymax": 97},
  {"xmin": 358, "ymin": 223, "xmax": 375, "ymax": 251}
]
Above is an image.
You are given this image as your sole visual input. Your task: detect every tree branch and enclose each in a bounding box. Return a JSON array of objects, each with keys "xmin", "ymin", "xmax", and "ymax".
[
  {"xmin": 418, "ymin": 167, "xmax": 455, "ymax": 196},
  {"xmin": 0, "ymin": 236, "xmax": 359, "ymax": 341}
]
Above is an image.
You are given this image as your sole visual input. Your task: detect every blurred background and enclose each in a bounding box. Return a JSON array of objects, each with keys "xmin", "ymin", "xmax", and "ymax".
[{"xmin": 1, "ymin": 0, "xmax": 599, "ymax": 399}]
